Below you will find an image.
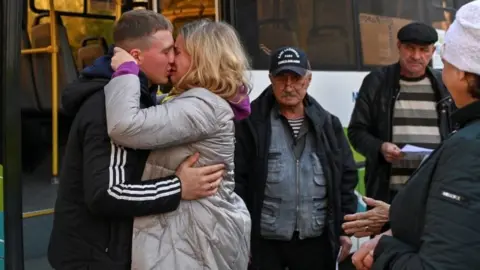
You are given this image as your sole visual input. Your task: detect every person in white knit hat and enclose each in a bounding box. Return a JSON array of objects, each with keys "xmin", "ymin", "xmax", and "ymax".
[
  {"xmin": 442, "ymin": 0, "xmax": 480, "ymax": 108},
  {"xmin": 350, "ymin": 1, "xmax": 480, "ymax": 269}
]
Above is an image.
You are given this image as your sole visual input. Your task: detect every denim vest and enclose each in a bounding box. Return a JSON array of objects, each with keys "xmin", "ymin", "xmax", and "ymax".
[{"xmin": 260, "ymin": 110, "xmax": 327, "ymax": 240}]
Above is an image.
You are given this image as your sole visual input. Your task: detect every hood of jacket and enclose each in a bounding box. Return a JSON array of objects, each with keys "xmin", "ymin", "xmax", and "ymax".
[
  {"xmin": 62, "ymin": 45, "xmax": 153, "ymax": 117},
  {"xmin": 228, "ymin": 84, "xmax": 251, "ymax": 121}
]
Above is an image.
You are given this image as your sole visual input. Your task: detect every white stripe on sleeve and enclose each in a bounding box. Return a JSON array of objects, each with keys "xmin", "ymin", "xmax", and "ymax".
[{"xmin": 106, "ymin": 141, "xmax": 181, "ymax": 201}]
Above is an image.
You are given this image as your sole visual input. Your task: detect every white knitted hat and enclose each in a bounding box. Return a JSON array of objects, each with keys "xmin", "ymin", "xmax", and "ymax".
[{"xmin": 443, "ymin": 0, "xmax": 480, "ymax": 75}]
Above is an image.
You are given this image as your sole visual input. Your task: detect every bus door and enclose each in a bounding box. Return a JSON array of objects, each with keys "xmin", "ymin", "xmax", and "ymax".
[
  {"xmin": 3, "ymin": 0, "xmax": 121, "ymax": 269},
  {"xmin": 2, "ymin": 0, "xmax": 24, "ymax": 269}
]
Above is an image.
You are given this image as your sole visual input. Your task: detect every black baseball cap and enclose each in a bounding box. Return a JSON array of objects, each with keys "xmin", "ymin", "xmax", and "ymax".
[{"xmin": 269, "ymin": 46, "xmax": 309, "ymax": 76}]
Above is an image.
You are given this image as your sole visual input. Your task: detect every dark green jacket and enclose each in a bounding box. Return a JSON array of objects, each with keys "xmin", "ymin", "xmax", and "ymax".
[{"xmin": 373, "ymin": 100, "xmax": 480, "ymax": 270}]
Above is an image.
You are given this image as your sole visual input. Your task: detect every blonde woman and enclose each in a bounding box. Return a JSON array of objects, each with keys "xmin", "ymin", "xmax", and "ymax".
[{"xmin": 103, "ymin": 20, "xmax": 252, "ymax": 269}]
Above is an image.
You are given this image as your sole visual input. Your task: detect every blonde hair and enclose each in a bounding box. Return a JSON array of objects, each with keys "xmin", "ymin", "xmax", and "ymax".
[{"xmin": 172, "ymin": 19, "xmax": 251, "ymax": 100}]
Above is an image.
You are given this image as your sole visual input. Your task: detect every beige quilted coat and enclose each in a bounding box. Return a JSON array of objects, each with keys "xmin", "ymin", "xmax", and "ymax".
[{"xmin": 104, "ymin": 74, "xmax": 251, "ymax": 270}]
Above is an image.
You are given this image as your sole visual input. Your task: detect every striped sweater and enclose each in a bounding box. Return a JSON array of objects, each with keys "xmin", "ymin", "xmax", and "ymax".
[
  {"xmin": 288, "ymin": 117, "xmax": 304, "ymax": 138},
  {"xmin": 390, "ymin": 76, "xmax": 441, "ymax": 190}
]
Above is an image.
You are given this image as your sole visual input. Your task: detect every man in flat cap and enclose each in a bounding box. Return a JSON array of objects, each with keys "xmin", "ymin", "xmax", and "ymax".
[
  {"xmin": 345, "ymin": 22, "xmax": 456, "ymax": 237},
  {"xmin": 234, "ymin": 46, "xmax": 359, "ymax": 269}
]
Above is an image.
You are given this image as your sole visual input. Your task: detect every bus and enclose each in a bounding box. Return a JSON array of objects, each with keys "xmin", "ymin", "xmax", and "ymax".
[{"xmin": 0, "ymin": 0, "xmax": 470, "ymax": 269}]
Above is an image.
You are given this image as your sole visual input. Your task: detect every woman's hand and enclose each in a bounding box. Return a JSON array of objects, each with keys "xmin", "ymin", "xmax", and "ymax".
[
  {"xmin": 342, "ymin": 197, "xmax": 390, "ymax": 237},
  {"xmin": 358, "ymin": 252, "xmax": 374, "ymax": 270},
  {"xmin": 111, "ymin": 47, "xmax": 137, "ymax": 71},
  {"xmin": 352, "ymin": 230, "xmax": 392, "ymax": 270},
  {"xmin": 351, "ymin": 229, "xmax": 391, "ymax": 270},
  {"xmin": 339, "ymin": 236, "xmax": 353, "ymax": 262},
  {"xmin": 352, "ymin": 235, "xmax": 379, "ymax": 270}
]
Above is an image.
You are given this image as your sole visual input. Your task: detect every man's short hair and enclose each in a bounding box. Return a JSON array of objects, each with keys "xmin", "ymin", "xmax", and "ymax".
[{"xmin": 113, "ymin": 9, "xmax": 173, "ymax": 49}]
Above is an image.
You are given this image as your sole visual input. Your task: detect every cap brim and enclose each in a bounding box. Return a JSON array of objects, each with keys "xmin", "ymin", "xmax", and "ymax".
[
  {"xmin": 271, "ymin": 65, "xmax": 307, "ymax": 76},
  {"xmin": 399, "ymin": 39, "xmax": 436, "ymax": 45}
]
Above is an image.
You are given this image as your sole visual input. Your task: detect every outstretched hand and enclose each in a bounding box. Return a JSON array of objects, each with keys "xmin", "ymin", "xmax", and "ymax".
[{"xmin": 342, "ymin": 197, "xmax": 390, "ymax": 237}]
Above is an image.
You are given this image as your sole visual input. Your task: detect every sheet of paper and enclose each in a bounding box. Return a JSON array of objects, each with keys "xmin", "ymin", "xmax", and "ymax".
[
  {"xmin": 401, "ymin": 144, "xmax": 434, "ymax": 154},
  {"xmin": 336, "ymin": 246, "xmax": 343, "ymax": 270},
  {"xmin": 400, "ymin": 144, "xmax": 434, "ymax": 160}
]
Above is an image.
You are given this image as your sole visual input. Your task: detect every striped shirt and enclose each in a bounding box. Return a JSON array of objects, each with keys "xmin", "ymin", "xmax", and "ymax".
[
  {"xmin": 390, "ymin": 77, "xmax": 441, "ymax": 190},
  {"xmin": 288, "ymin": 117, "xmax": 304, "ymax": 138}
]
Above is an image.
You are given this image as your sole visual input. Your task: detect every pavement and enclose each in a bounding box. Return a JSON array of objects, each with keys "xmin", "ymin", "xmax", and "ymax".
[{"xmin": 21, "ymin": 150, "xmax": 57, "ymax": 270}]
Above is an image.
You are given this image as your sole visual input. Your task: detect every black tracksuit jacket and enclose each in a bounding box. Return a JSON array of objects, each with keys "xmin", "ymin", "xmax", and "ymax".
[{"xmin": 48, "ymin": 50, "xmax": 181, "ymax": 270}]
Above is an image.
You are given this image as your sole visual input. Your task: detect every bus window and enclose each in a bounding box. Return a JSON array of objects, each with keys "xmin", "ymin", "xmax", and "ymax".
[
  {"xmin": 426, "ymin": 0, "xmax": 476, "ymax": 31},
  {"xmin": 34, "ymin": 0, "xmax": 84, "ymax": 13},
  {"xmin": 455, "ymin": 0, "xmax": 474, "ymax": 8},
  {"xmin": 234, "ymin": 0, "xmax": 357, "ymax": 71},
  {"xmin": 34, "ymin": 0, "xmax": 117, "ymax": 15},
  {"xmin": 429, "ymin": 9, "xmax": 453, "ymax": 31},
  {"xmin": 356, "ymin": 0, "xmax": 469, "ymax": 68},
  {"xmin": 357, "ymin": 0, "xmax": 428, "ymax": 67},
  {"xmin": 132, "ymin": 0, "xmax": 150, "ymax": 10},
  {"xmin": 161, "ymin": 0, "xmax": 216, "ymax": 36},
  {"xmin": 61, "ymin": 17, "xmax": 114, "ymax": 52},
  {"xmin": 171, "ymin": 16, "xmax": 216, "ymax": 36},
  {"xmin": 27, "ymin": 10, "xmax": 114, "ymax": 58},
  {"xmin": 305, "ymin": 0, "xmax": 356, "ymax": 69},
  {"xmin": 88, "ymin": 0, "xmax": 117, "ymax": 15}
]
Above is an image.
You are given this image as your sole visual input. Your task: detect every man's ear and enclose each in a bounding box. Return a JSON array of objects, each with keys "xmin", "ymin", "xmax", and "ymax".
[
  {"xmin": 129, "ymin": 48, "xmax": 143, "ymax": 64},
  {"xmin": 306, "ymin": 73, "xmax": 312, "ymax": 88}
]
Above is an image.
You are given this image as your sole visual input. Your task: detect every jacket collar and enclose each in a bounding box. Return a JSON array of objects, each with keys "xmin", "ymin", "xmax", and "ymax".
[
  {"xmin": 389, "ymin": 62, "xmax": 451, "ymax": 101},
  {"xmin": 249, "ymin": 85, "xmax": 329, "ymax": 129},
  {"xmin": 451, "ymin": 100, "xmax": 480, "ymax": 128}
]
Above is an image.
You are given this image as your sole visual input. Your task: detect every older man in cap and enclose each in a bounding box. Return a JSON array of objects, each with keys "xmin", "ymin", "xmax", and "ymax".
[
  {"xmin": 234, "ymin": 46, "xmax": 358, "ymax": 269},
  {"xmin": 345, "ymin": 22, "xmax": 456, "ymax": 237}
]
